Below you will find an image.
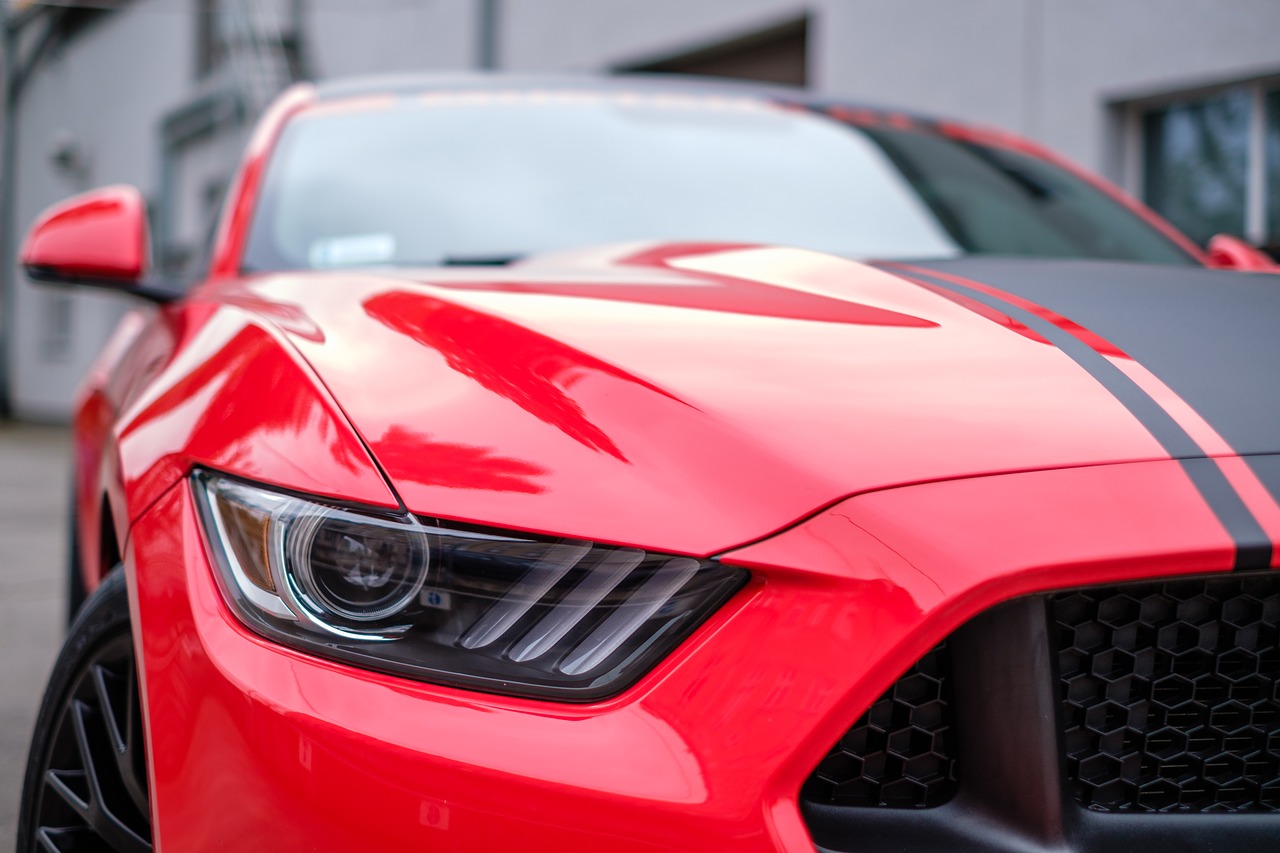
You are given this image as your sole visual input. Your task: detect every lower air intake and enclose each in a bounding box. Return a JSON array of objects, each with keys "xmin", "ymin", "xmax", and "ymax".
[{"xmin": 802, "ymin": 641, "xmax": 957, "ymax": 809}]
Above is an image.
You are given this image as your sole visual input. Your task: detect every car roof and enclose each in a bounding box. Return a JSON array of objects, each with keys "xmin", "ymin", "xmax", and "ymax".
[{"xmin": 311, "ymin": 71, "xmax": 935, "ymax": 124}]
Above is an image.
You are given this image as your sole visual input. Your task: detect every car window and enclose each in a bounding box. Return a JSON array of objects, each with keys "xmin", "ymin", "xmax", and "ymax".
[
  {"xmin": 242, "ymin": 91, "xmax": 1196, "ymax": 271},
  {"xmin": 861, "ymin": 125, "xmax": 1195, "ymax": 265}
]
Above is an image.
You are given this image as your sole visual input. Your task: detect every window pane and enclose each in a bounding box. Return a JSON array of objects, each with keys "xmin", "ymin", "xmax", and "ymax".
[
  {"xmin": 1143, "ymin": 89, "xmax": 1250, "ymax": 245},
  {"xmin": 1266, "ymin": 89, "xmax": 1280, "ymax": 254},
  {"xmin": 865, "ymin": 127, "xmax": 1194, "ymax": 265},
  {"xmin": 248, "ymin": 97, "xmax": 968, "ymax": 268}
]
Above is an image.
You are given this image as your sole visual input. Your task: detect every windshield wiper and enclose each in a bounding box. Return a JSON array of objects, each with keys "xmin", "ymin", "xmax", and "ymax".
[{"xmin": 439, "ymin": 254, "xmax": 524, "ymax": 266}]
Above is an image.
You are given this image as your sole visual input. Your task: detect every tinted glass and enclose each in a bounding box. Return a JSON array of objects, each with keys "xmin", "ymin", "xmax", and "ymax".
[
  {"xmin": 1143, "ymin": 90, "xmax": 1249, "ymax": 245},
  {"xmin": 863, "ymin": 126, "xmax": 1193, "ymax": 265},
  {"xmin": 1266, "ymin": 89, "xmax": 1280, "ymax": 255},
  {"xmin": 244, "ymin": 91, "xmax": 1196, "ymax": 271}
]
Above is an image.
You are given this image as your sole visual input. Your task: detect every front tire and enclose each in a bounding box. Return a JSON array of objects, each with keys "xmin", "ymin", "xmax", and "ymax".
[
  {"xmin": 65, "ymin": 500, "xmax": 87, "ymax": 628},
  {"xmin": 16, "ymin": 568, "xmax": 153, "ymax": 853}
]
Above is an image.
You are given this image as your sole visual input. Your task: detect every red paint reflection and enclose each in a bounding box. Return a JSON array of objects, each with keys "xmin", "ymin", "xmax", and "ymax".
[
  {"xmin": 365, "ymin": 291, "xmax": 682, "ymax": 462},
  {"xmin": 405, "ymin": 243, "xmax": 939, "ymax": 328},
  {"xmin": 125, "ymin": 324, "xmax": 367, "ymax": 476},
  {"xmin": 375, "ymin": 426, "xmax": 547, "ymax": 494}
]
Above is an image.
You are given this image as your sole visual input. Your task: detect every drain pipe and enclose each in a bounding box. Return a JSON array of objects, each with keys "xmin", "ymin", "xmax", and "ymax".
[{"xmin": 0, "ymin": 5, "xmax": 17, "ymax": 419}]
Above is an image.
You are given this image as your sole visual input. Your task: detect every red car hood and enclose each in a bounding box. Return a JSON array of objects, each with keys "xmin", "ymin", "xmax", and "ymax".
[{"xmin": 239, "ymin": 243, "xmax": 1280, "ymax": 555}]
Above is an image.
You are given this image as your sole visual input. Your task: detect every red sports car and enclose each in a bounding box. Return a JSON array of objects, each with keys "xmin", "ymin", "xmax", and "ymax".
[{"xmin": 15, "ymin": 75, "xmax": 1280, "ymax": 853}]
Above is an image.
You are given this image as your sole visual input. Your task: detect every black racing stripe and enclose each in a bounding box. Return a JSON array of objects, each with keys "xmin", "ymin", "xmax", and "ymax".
[
  {"xmin": 899, "ymin": 265, "xmax": 1273, "ymax": 571},
  {"xmin": 1180, "ymin": 459, "xmax": 1272, "ymax": 571},
  {"xmin": 1244, "ymin": 454, "xmax": 1280, "ymax": 524}
]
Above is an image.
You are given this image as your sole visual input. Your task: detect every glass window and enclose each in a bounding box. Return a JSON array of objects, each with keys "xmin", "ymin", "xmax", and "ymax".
[
  {"xmin": 1266, "ymin": 90, "xmax": 1280, "ymax": 255},
  {"xmin": 863, "ymin": 127, "xmax": 1193, "ymax": 265},
  {"xmin": 246, "ymin": 96, "xmax": 960, "ymax": 269},
  {"xmin": 1142, "ymin": 89, "xmax": 1250, "ymax": 246},
  {"xmin": 244, "ymin": 92, "xmax": 1197, "ymax": 272}
]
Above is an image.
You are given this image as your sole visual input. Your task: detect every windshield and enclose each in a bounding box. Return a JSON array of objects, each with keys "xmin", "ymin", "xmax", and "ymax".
[{"xmin": 242, "ymin": 91, "xmax": 1196, "ymax": 271}]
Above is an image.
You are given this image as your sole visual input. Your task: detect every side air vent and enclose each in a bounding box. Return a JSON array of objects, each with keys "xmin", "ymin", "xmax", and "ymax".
[{"xmin": 802, "ymin": 641, "xmax": 958, "ymax": 809}]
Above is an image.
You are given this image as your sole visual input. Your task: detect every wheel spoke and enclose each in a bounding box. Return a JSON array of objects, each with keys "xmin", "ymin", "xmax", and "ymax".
[
  {"xmin": 92, "ymin": 662, "xmax": 149, "ymax": 817},
  {"xmin": 68, "ymin": 701, "xmax": 104, "ymax": 809},
  {"xmin": 94, "ymin": 821, "xmax": 150, "ymax": 853},
  {"xmin": 92, "ymin": 666, "xmax": 126, "ymax": 754},
  {"xmin": 37, "ymin": 826, "xmax": 87, "ymax": 853},
  {"xmin": 42, "ymin": 658, "xmax": 152, "ymax": 852},
  {"xmin": 26, "ymin": 578, "xmax": 153, "ymax": 853},
  {"xmin": 44, "ymin": 770, "xmax": 91, "ymax": 817},
  {"xmin": 37, "ymin": 825, "xmax": 111, "ymax": 853}
]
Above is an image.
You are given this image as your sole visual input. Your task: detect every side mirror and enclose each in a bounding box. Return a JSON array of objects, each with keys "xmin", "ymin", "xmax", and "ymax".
[
  {"xmin": 1205, "ymin": 234, "xmax": 1277, "ymax": 272},
  {"xmin": 21, "ymin": 185, "xmax": 177, "ymax": 302}
]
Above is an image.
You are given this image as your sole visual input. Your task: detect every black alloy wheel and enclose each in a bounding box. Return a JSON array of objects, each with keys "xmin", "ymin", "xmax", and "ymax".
[{"xmin": 17, "ymin": 568, "xmax": 153, "ymax": 853}]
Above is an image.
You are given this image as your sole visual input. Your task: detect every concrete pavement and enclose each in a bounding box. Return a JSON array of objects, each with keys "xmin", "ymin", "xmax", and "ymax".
[{"xmin": 0, "ymin": 422, "xmax": 69, "ymax": 852}]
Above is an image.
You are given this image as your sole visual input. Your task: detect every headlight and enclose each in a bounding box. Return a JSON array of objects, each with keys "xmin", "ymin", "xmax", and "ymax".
[{"xmin": 191, "ymin": 471, "xmax": 747, "ymax": 701}]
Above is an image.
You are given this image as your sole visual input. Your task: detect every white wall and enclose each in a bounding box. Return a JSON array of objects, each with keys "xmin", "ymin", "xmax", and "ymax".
[
  {"xmin": 12, "ymin": 0, "xmax": 193, "ymax": 419},
  {"xmin": 306, "ymin": 0, "xmax": 475, "ymax": 77},
  {"xmin": 1036, "ymin": 0, "xmax": 1280, "ymax": 171},
  {"xmin": 817, "ymin": 0, "xmax": 1032, "ymax": 130},
  {"xmin": 815, "ymin": 0, "xmax": 1280, "ymax": 171},
  {"xmin": 498, "ymin": 0, "xmax": 1280, "ymax": 172},
  {"xmin": 500, "ymin": 0, "xmax": 805, "ymax": 71}
]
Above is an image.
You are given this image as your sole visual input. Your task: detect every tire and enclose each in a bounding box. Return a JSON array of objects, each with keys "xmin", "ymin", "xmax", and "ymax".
[
  {"xmin": 65, "ymin": 505, "xmax": 87, "ymax": 629},
  {"xmin": 16, "ymin": 567, "xmax": 153, "ymax": 853}
]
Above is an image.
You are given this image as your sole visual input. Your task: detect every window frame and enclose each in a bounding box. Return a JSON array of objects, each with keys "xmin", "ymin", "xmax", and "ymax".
[{"xmin": 1117, "ymin": 74, "xmax": 1280, "ymax": 247}]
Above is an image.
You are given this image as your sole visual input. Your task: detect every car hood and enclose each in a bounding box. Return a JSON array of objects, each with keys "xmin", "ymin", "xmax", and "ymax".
[{"xmin": 236, "ymin": 244, "xmax": 1280, "ymax": 555}]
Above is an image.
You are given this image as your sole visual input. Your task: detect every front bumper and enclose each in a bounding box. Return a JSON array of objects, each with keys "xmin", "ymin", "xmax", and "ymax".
[{"xmin": 125, "ymin": 458, "xmax": 1258, "ymax": 851}]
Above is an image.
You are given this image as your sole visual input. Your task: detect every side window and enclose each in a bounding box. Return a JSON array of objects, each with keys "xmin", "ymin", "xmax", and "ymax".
[{"xmin": 861, "ymin": 126, "xmax": 1194, "ymax": 265}]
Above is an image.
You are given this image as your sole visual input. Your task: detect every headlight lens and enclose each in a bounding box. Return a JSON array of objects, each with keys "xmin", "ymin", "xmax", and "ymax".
[
  {"xmin": 192, "ymin": 471, "xmax": 747, "ymax": 700},
  {"xmin": 287, "ymin": 507, "xmax": 429, "ymax": 622}
]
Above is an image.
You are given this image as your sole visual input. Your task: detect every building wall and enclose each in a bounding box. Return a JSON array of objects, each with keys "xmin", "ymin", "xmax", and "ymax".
[
  {"xmin": 816, "ymin": 0, "xmax": 1280, "ymax": 175},
  {"xmin": 12, "ymin": 0, "xmax": 193, "ymax": 420},
  {"xmin": 1035, "ymin": 0, "xmax": 1280, "ymax": 187},
  {"xmin": 305, "ymin": 0, "xmax": 474, "ymax": 78},
  {"xmin": 496, "ymin": 0, "xmax": 1280, "ymax": 174},
  {"xmin": 8, "ymin": 0, "xmax": 1279, "ymax": 420},
  {"xmin": 500, "ymin": 0, "xmax": 806, "ymax": 71},
  {"xmin": 817, "ymin": 1, "xmax": 1034, "ymax": 134}
]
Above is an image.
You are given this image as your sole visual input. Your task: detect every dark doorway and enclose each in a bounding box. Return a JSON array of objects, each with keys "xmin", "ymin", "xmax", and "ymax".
[{"xmin": 621, "ymin": 18, "xmax": 808, "ymax": 87}]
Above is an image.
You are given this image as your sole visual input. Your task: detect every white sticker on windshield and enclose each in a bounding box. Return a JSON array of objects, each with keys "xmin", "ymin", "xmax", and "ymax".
[{"xmin": 309, "ymin": 233, "xmax": 396, "ymax": 268}]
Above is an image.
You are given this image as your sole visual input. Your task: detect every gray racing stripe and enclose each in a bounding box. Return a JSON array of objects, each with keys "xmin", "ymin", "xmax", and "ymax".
[{"xmin": 896, "ymin": 264, "xmax": 1272, "ymax": 571}]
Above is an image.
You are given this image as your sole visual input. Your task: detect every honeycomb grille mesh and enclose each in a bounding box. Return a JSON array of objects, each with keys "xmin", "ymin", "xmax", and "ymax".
[
  {"xmin": 1051, "ymin": 576, "xmax": 1280, "ymax": 813},
  {"xmin": 803, "ymin": 642, "xmax": 957, "ymax": 809}
]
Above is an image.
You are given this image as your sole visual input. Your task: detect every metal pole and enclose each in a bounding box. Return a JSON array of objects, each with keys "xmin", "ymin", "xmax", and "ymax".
[
  {"xmin": 0, "ymin": 5, "xmax": 18, "ymax": 419},
  {"xmin": 476, "ymin": 0, "xmax": 498, "ymax": 71}
]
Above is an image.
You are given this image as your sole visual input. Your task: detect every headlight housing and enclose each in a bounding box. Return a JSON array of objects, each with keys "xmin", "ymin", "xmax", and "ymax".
[{"xmin": 192, "ymin": 470, "xmax": 747, "ymax": 701}]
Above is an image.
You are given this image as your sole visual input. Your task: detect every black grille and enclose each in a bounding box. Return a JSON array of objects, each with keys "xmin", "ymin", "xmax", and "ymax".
[
  {"xmin": 1052, "ymin": 575, "xmax": 1280, "ymax": 813},
  {"xmin": 803, "ymin": 642, "xmax": 957, "ymax": 809}
]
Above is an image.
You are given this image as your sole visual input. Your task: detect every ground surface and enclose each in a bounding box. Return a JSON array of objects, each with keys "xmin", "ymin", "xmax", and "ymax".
[{"xmin": 0, "ymin": 422, "xmax": 69, "ymax": 852}]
